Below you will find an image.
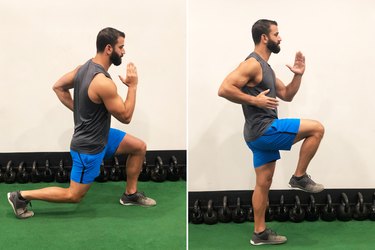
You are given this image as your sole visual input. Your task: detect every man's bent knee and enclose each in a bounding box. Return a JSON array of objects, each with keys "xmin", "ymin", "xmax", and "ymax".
[
  {"xmin": 67, "ymin": 192, "xmax": 86, "ymax": 203},
  {"xmin": 134, "ymin": 139, "xmax": 147, "ymax": 155},
  {"xmin": 313, "ymin": 121, "xmax": 325, "ymax": 139}
]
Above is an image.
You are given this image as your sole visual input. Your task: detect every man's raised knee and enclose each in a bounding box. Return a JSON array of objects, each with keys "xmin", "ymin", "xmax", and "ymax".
[
  {"xmin": 137, "ymin": 140, "xmax": 147, "ymax": 155},
  {"xmin": 314, "ymin": 121, "xmax": 325, "ymax": 139}
]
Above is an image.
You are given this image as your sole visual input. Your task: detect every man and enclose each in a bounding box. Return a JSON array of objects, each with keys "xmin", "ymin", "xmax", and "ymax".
[
  {"xmin": 8, "ymin": 27, "xmax": 156, "ymax": 219},
  {"xmin": 218, "ymin": 19, "xmax": 324, "ymax": 245}
]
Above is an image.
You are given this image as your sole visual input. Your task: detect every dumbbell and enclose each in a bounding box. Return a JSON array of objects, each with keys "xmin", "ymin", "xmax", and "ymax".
[
  {"xmin": 116, "ymin": 157, "xmax": 126, "ymax": 181},
  {"xmin": 337, "ymin": 193, "xmax": 352, "ymax": 221},
  {"xmin": 369, "ymin": 192, "xmax": 375, "ymax": 221},
  {"xmin": 167, "ymin": 155, "xmax": 180, "ymax": 181},
  {"xmin": 191, "ymin": 199, "xmax": 204, "ymax": 224},
  {"xmin": 321, "ymin": 194, "xmax": 336, "ymax": 221},
  {"xmin": 42, "ymin": 159, "xmax": 55, "ymax": 182},
  {"xmin": 247, "ymin": 204, "xmax": 254, "ymax": 222},
  {"xmin": 180, "ymin": 163, "xmax": 186, "ymax": 181},
  {"xmin": 353, "ymin": 192, "xmax": 368, "ymax": 221},
  {"xmin": 30, "ymin": 160, "xmax": 42, "ymax": 183},
  {"xmin": 203, "ymin": 199, "xmax": 218, "ymax": 225},
  {"xmin": 0, "ymin": 164, "xmax": 4, "ymax": 183},
  {"xmin": 151, "ymin": 156, "xmax": 167, "ymax": 182},
  {"xmin": 306, "ymin": 195, "xmax": 320, "ymax": 221},
  {"xmin": 275, "ymin": 195, "xmax": 289, "ymax": 222},
  {"xmin": 109, "ymin": 157, "xmax": 121, "ymax": 181},
  {"xmin": 232, "ymin": 197, "xmax": 247, "ymax": 223},
  {"xmin": 16, "ymin": 162, "xmax": 29, "ymax": 183},
  {"xmin": 265, "ymin": 201, "xmax": 274, "ymax": 222},
  {"xmin": 218, "ymin": 196, "xmax": 232, "ymax": 223},
  {"xmin": 95, "ymin": 161, "xmax": 108, "ymax": 182},
  {"xmin": 138, "ymin": 157, "xmax": 151, "ymax": 181},
  {"xmin": 4, "ymin": 160, "xmax": 16, "ymax": 184},
  {"xmin": 56, "ymin": 160, "xmax": 69, "ymax": 183},
  {"xmin": 289, "ymin": 195, "xmax": 305, "ymax": 222}
]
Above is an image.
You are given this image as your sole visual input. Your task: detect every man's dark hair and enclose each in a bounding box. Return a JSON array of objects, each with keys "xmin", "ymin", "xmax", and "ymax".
[
  {"xmin": 251, "ymin": 19, "xmax": 278, "ymax": 44},
  {"xmin": 96, "ymin": 27, "xmax": 125, "ymax": 53}
]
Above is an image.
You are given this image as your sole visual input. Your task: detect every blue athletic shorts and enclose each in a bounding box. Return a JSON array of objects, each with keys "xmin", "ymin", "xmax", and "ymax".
[
  {"xmin": 70, "ymin": 128, "xmax": 126, "ymax": 184},
  {"xmin": 246, "ymin": 118, "xmax": 300, "ymax": 168}
]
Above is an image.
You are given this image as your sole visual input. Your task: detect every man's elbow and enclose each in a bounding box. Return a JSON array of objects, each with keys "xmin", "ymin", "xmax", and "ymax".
[
  {"xmin": 218, "ymin": 86, "xmax": 227, "ymax": 98},
  {"xmin": 52, "ymin": 84, "xmax": 59, "ymax": 93},
  {"xmin": 283, "ymin": 95, "xmax": 294, "ymax": 102},
  {"xmin": 121, "ymin": 114, "xmax": 132, "ymax": 124}
]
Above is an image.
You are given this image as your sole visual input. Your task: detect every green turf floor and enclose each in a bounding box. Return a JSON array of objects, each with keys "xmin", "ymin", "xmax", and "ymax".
[
  {"xmin": 0, "ymin": 181, "xmax": 186, "ymax": 250},
  {"xmin": 189, "ymin": 220, "xmax": 375, "ymax": 249}
]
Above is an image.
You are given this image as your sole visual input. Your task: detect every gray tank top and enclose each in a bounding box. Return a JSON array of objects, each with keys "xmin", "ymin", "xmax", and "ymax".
[
  {"xmin": 241, "ymin": 52, "xmax": 278, "ymax": 142},
  {"xmin": 70, "ymin": 59, "xmax": 112, "ymax": 154}
]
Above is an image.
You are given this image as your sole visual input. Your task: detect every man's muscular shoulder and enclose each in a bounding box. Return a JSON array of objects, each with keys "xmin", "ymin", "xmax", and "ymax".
[{"xmin": 241, "ymin": 57, "xmax": 262, "ymax": 88}]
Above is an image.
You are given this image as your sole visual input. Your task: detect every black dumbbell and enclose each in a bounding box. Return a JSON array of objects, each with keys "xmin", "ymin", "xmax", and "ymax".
[
  {"xmin": 369, "ymin": 192, "xmax": 375, "ymax": 221},
  {"xmin": 247, "ymin": 204, "xmax": 254, "ymax": 222},
  {"xmin": 353, "ymin": 192, "xmax": 368, "ymax": 221},
  {"xmin": 232, "ymin": 197, "xmax": 247, "ymax": 223},
  {"xmin": 30, "ymin": 160, "xmax": 42, "ymax": 183},
  {"xmin": 56, "ymin": 160, "xmax": 69, "ymax": 183},
  {"xmin": 95, "ymin": 161, "xmax": 108, "ymax": 182},
  {"xmin": 0, "ymin": 164, "xmax": 4, "ymax": 183},
  {"xmin": 275, "ymin": 195, "xmax": 289, "ymax": 222},
  {"xmin": 306, "ymin": 195, "xmax": 320, "ymax": 221},
  {"xmin": 321, "ymin": 194, "xmax": 336, "ymax": 221},
  {"xmin": 42, "ymin": 159, "xmax": 55, "ymax": 182},
  {"xmin": 167, "ymin": 156, "xmax": 180, "ymax": 181},
  {"xmin": 151, "ymin": 156, "xmax": 167, "ymax": 182},
  {"xmin": 180, "ymin": 163, "xmax": 186, "ymax": 181},
  {"xmin": 138, "ymin": 157, "xmax": 151, "ymax": 181},
  {"xmin": 4, "ymin": 160, "xmax": 16, "ymax": 184},
  {"xmin": 289, "ymin": 195, "xmax": 305, "ymax": 222},
  {"xmin": 115, "ymin": 157, "xmax": 126, "ymax": 181},
  {"xmin": 337, "ymin": 193, "xmax": 352, "ymax": 221},
  {"xmin": 16, "ymin": 162, "xmax": 29, "ymax": 183},
  {"xmin": 203, "ymin": 199, "xmax": 218, "ymax": 225},
  {"xmin": 191, "ymin": 200, "xmax": 204, "ymax": 224},
  {"xmin": 265, "ymin": 201, "xmax": 274, "ymax": 222},
  {"xmin": 109, "ymin": 158, "xmax": 121, "ymax": 181},
  {"xmin": 218, "ymin": 196, "xmax": 232, "ymax": 223}
]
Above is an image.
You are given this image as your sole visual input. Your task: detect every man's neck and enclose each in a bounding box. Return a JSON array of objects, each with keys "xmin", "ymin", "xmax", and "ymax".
[
  {"xmin": 92, "ymin": 54, "xmax": 111, "ymax": 71},
  {"xmin": 254, "ymin": 46, "xmax": 272, "ymax": 62}
]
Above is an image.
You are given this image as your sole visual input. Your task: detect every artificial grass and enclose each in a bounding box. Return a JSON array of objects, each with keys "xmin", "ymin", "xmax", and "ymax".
[
  {"xmin": 0, "ymin": 181, "xmax": 186, "ymax": 250},
  {"xmin": 189, "ymin": 220, "xmax": 375, "ymax": 249}
]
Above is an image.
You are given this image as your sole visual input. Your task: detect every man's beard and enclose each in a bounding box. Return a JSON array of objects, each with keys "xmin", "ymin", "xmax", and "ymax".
[
  {"xmin": 266, "ymin": 40, "xmax": 281, "ymax": 54},
  {"xmin": 110, "ymin": 51, "xmax": 122, "ymax": 66}
]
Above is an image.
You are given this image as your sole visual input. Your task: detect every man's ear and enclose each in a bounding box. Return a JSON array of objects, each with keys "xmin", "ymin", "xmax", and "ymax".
[
  {"xmin": 105, "ymin": 44, "xmax": 113, "ymax": 55},
  {"xmin": 261, "ymin": 34, "xmax": 268, "ymax": 44}
]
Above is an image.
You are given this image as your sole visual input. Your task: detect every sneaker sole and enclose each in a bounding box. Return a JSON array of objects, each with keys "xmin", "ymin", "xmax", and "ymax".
[
  {"xmin": 7, "ymin": 193, "xmax": 18, "ymax": 216},
  {"xmin": 288, "ymin": 184, "xmax": 324, "ymax": 193},
  {"xmin": 250, "ymin": 240, "xmax": 286, "ymax": 245},
  {"xmin": 119, "ymin": 199, "xmax": 156, "ymax": 207},
  {"xmin": 7, "ymin": 193, "xmax": 34, "ymax": 219}
]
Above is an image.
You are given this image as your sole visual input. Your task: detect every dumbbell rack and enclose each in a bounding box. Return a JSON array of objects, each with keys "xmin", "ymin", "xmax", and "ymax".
[
  {"xmin": 0, "ymin": 150, "xmax": 186, "ymax": 184},
  {"xmin": 189, "ymin": 189, "xmax": 375, "ymax": 224}
]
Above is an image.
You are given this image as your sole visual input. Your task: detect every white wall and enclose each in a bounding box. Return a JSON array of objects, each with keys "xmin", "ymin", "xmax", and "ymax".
[
  {"xmin": 0, "ymin": 0, "xmax": 186, "ymax": 152},
  {"xmin": 188, "ymin": 0, "xmax": 375, "ymax": 190}
]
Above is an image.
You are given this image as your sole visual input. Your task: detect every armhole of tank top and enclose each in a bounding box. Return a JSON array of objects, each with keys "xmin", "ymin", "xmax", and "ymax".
[{"xmin": 87, "ymin": 72, "xmax": 106, "ymax": 106}]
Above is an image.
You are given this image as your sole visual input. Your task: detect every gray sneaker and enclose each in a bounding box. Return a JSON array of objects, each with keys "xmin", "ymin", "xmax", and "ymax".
[
  {"xmin": 250, "ymin": 228, "xmax": 287, "ymax": 246},
  {"xmin": 289, "ymin": 174, "xmax": 324, "ymax": 193},
  {"xmin": 119, "ymin": 191, "xmax": 156, "ymax": 207},
  {"xmin": 7, "ymin": 191, "xmax": 34, "ymax": 219}
]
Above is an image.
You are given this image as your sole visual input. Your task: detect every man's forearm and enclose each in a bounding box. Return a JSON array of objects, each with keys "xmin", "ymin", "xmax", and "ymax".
[
  {"xmin": 285, "ymin": 74, "xmax": 302, "ymax": 101},
  {"xmin": 54, "ymin": 88, "xmax": 74, "ymax": 111},
  {"xmin": 122, "ymin": 87, "xmax": 137, "ymax": 124}
]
